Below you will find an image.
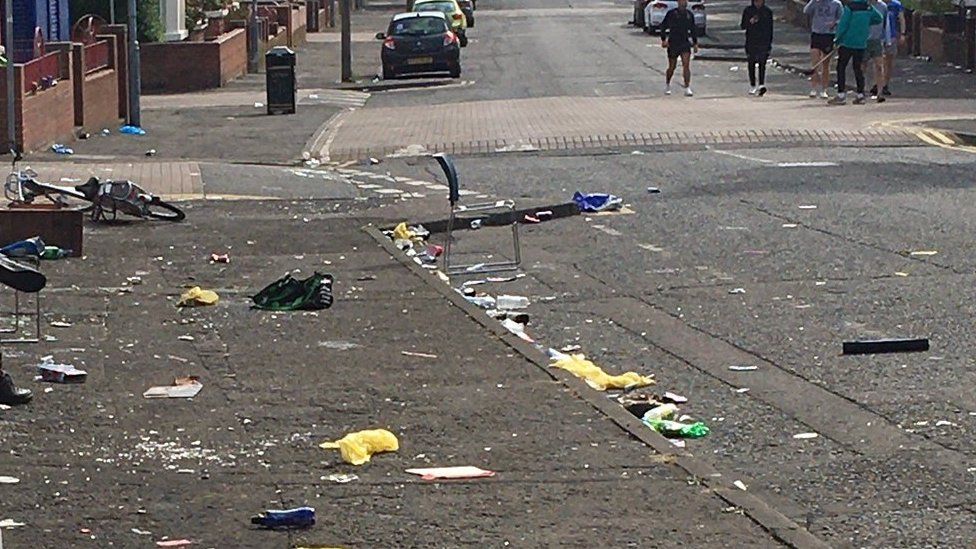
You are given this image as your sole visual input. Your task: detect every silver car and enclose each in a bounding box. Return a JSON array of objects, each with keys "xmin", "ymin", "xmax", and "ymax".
[{"xmin": 644, "ymin": 0, "xmax": 706, "ymax": 36}]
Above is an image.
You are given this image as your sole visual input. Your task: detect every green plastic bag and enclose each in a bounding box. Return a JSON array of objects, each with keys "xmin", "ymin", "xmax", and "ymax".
[
  {"xmin": 252, "ymin": 272, "xmax": 334, "ymax": 311},
  {"xmin": 644, "ymin": 418, "xmax": 710, "ymax": 439}
]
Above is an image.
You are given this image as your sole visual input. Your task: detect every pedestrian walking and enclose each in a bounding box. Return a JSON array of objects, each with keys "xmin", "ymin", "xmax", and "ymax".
[
  {"xmin": 741, "ymin": 0, "xmax": 774, "ymax": 96},
  {"xmin": 882, "ymin": 0, "xmax": 906, "ymax": 96},
  {"xmin": 865, "ymin": 0, "xmax": 889, "ymax": 102},
  {"xmin": 803, "ymin": 0, "xmax": 843, "ymax": 98},
  {"xmin": 828, "ymin": 0, "xmax": 882, "ymax": 105},
  {"xmin": 661, "ymin": 0, "xmax": 699, "ymax": 97}
]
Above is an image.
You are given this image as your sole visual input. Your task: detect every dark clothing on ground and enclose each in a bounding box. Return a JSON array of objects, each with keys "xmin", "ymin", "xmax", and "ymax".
[
  {"xmin": 662, "ymin": 7, "xmax": 697, "ymax": 58},
  {"xmin": 836, "ymin": 45, "xmax": 865, "ymax": 93},
  {"xmin": 747, "ymin": 52, "xmax": 768, "ymax": 86},
  {"xmin": 740, "ymin": 3, "xmax": 774, "ymax": 55}
]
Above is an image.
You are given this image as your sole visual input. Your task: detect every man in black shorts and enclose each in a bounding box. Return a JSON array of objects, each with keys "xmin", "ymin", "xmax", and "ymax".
[
  {"xmin": 804, "ymin": 0, "xmax": 843, "ymax": 98},
  {"xmin": 661, "ymin": 0, "xmax": 699, "ymax": 97}
]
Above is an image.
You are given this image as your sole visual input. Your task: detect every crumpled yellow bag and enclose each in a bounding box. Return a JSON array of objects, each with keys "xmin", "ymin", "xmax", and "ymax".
[
  {"xmin": 320, "ymin": 429, "xmax": 399, "ymax": 465},
  {"xmin": 551, "ymin": 353, "xmax": 654, "ymax": 391},
  {"xmin": 392, "ymin": 222, "xmax": 416, "ymax": 242},
  {"xmin": 177, "ymin": 286, "xmax": 219, "ymax": 307}
]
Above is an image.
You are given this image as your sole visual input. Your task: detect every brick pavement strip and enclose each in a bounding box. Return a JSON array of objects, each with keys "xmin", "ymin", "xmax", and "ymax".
[
  {"xmin": 321, "ymin": 94, "xmax": 975, "ymax": 161},
  {"xmin": 27, "ymin": 161, "xmax": 204, "ymax": 199}
]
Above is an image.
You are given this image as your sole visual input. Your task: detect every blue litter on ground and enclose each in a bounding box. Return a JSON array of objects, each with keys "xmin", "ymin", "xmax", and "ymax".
[
  {"xmin": 573, "ymin": 192, "xmax": 623, "ymax": 212},
  {"xmin": 119, "ymin": 125, "xmax": 146, "ymax": 136}
]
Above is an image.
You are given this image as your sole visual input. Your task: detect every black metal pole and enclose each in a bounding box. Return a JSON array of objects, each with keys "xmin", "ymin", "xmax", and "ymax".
[
  {"xmin": 126, "ymin": 0, "xmax": 141, "ymax": 127},
  {"xmin": 5, "ymin": 0, "xmax": 15, "ymax": 150},
  {"xmin": 248, "ymin": 0, "xmax": 259, "ymax": 72},
  {"xmin": 966, "ymin": 9, "xmax": 975, "ymax": 72},
  {"xmin": 341, "ymin": 0, "xmax": 352, "ymax": 81}
]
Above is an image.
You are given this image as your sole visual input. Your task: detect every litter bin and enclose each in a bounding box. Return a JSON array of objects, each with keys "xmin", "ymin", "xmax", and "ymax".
[{"xmin": 266, "ymin": 46, "xmax": 296, "ymax": 115}]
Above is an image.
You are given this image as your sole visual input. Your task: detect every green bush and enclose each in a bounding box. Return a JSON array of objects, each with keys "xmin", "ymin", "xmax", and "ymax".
[
  {"xmin": 68, "ymin": 0, "xmax": 163, "ymax": 42},
  {"xmin": 186, "ymin": 0, "xmax": 227, "ymax": 30}
]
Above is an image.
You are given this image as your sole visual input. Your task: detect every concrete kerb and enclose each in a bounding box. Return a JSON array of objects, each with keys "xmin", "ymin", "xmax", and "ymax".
[
  {"xmin": 332, "ymin": 79, "xmax": 460, "ymax": 92},
  {"xmin": 363, "ymin": 223, "xmax": 831, "ymax": 549},
  {"xmin": 415, "ymin": 201, "xmax": 580, "ymax": 234}
]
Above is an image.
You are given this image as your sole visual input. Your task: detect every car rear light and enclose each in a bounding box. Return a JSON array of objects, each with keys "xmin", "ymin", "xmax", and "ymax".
[
  {"xmin": 443, "ymin": 31, "xmax": 457, "ymax": 45},
  {"xmin": 452, "ymin": 13, "xmax": 462, "ymax": 19},
  {"xmin": 383, "ymin": 37, "xmax": 396, "ymax": 50}
]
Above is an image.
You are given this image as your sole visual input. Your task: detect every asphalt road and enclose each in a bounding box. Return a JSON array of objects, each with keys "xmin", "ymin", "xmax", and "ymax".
[
  {"xmin": 351, "ymin": 0, "xmax": 976, "ymax": 541},
  {"xmin": 377, "ymin": 142, "xmax": 976, "ymax": 546}
]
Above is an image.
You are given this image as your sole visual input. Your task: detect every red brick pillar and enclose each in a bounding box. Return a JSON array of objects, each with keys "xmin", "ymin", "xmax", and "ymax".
[{"xmin": 104, "ymin": 25, "xmax": 129, "ymax": 120}]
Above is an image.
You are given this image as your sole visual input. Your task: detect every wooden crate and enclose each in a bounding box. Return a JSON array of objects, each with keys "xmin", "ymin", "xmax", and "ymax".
[{"xmin": 0, "ymin": 205, "xmax": 84, "ymax": 256}]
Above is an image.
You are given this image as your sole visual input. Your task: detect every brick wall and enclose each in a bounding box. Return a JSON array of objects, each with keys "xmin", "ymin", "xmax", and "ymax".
[
  {"xmin": 0, "ymin": 50, "xmax": 76, "ymax": 152},
  {"xmin": 141, "ymin": 28, "xmax": 248, "ymax": 94},
  {"xmin": 20, "ymin": 79, "xmax": 76, "ymax": 152},
  {"xmin": 290, "ymin": 4, "xmax": 308, "ymax": 46},
  {"xmin": 102, "ymin": 25, "xmax": 130, "ymax": 120},
  {"xmin": 219, "ymin": 29, "xmax": 249, "ymax": 84},
  {"xmin": 80, "ymin": 71, "xmax": 122, "ymax": 132},
  {"xmin": 58, "ymin": 40, "xmax": 122, "ymax": 131},
  {"xmin": 921, "ymin": 27, "xmax": 947, "ymax": 64}
]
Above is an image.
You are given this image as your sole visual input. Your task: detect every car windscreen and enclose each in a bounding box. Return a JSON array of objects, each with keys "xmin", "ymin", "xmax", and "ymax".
[
  {"xmin": 390, "ymin": 16, "xmax": 449, "ymax": 36},
  {"xmin": 413, "ymin": 1, "xmax": 455, "ymax": 14}
]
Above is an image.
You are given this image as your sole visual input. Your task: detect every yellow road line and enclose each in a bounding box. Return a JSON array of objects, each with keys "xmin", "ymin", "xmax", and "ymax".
[{"xmin": 877, "ymin": 119, "xmax": 976, "ymax": 155}]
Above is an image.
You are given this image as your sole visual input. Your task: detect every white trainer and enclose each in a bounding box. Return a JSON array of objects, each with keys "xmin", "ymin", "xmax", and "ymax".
[
  {"xmin": 684, "ymin": 87, "xmax": 694, "ymax": 97},
  {"xmin": 665, "ymin": 84, "xmax": 672, "ymax": 95},
  {"xmin": 749, "ymin": 87, "xmax": 758, "ymax": 95}
]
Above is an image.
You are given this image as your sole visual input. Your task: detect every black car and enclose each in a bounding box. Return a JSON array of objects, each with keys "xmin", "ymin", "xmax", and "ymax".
[{"xmin": 378, "ymin": 12, "xmax": 461, "ymax": 80}]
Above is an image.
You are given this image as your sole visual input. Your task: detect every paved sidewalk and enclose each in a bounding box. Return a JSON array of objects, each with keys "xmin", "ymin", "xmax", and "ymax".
[
  {"xmin": 0, "ymin": 200, "xmax": 791, "ymax": 547},
  {"xmin": 321, "ymin": 94, "xmax": 947, "ymax": 160},
  {"xmin": 26, "ymin": 161, "xmax": 204, "ymax": 200}
]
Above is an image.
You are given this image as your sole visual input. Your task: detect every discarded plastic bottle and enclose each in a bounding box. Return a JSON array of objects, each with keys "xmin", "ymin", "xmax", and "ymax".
[
  {"xmin": 464, "ymin": 295, "xmax": 496, "ymax": 309},
  {"xmin": 641, "ymin": 403, "xmax": 678, "ymax": 421},
  {"xmin": 40, "ymin": 246, "xmax": 71, "ymax": 260},
  {"xmin": 250, "ymin": 506, "xmax": 315, "ymax": 529},
  {"xmin": 0, "ymin": 237, "xmax": 45, "ymax": 258},
  {"xmin": 496, "ymin": 295, "xmax": 529, "ymax": 310},
  {"xmin": 643, "ymin": 418, "xmax": 710, "ymax": 439}
]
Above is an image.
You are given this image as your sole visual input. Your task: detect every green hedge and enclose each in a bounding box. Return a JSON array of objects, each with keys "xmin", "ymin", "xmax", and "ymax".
[{"xmin": 69, "ymin": 0, "xmax": 163, "ymax": 43}]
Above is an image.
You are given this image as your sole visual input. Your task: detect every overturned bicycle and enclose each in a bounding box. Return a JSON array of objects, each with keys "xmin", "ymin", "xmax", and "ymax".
[{"xmin": 4, "ymin": 150, "xmax": 185, "ymax": 222}]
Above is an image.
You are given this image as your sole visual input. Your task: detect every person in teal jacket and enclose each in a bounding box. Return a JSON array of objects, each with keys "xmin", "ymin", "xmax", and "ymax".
[{"xmin": 828, "ymin": 0, "xmax": 883, "ymax": 104}]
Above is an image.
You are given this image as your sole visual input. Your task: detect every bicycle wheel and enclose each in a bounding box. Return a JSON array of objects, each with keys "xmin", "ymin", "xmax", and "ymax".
[{"xmin": 144, "ymin": 198, "xmax": 185, "ymax": 222}]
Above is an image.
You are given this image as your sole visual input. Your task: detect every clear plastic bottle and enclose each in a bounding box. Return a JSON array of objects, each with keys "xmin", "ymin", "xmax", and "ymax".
[
  {"xmin": 641, "ymin": 403, "xmax": 678, "ymax": 421},
  {"xmin": 496, "ymin": 295, "xmax": 529, "ymax": 310}
]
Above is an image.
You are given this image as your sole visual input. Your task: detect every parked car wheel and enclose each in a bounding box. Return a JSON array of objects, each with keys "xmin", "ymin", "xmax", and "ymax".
[
  {"xmin": 450, "ymin": 65, "xmax": 461, "ymax": 78},
  {"xmin": 383, "ymin": 64, "xmax": 396, "ymax": 80}
]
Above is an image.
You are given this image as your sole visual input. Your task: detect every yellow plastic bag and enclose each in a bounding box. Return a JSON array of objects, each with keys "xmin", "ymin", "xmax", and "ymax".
[
  {"xmin": 320, "ymin": 429, "xmax": 399, "ymax": 465},
  {"xmin": 551, "ymin": 353, "xmax": 654, "ymax": 391},
  {"xmin": 177, "ymin": 286, "xmax": 219, "ymax": 307},
  {"xmin": 392, "ymin": 222, "xmax": 415, "ymax": 242}
]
